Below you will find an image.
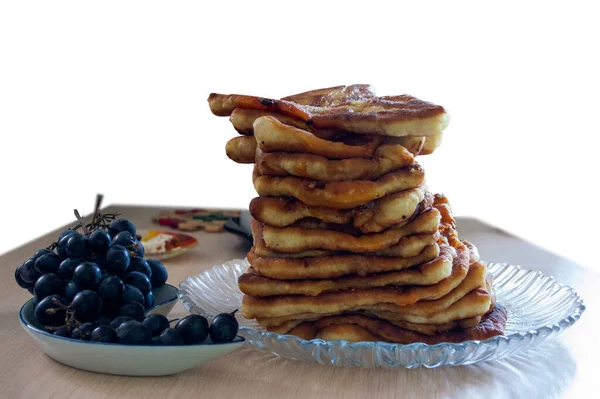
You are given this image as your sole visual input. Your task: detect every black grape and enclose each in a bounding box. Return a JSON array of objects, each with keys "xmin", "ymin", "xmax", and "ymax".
[
  {"xmin": 122, "ymin": 284, "xmax": 145, "ymax": 306},
  {"xmin": 20, "ymin": 259, "xmax": 42, "ymax": 284},
  {"xmin": 34, "ymin": 253, "xmax": 62, "ymax": 275},
  {"xmin": 34, "ymin": 273, "xmax": 65, "ymax": 300},
  {"xmin": 72, "ymin": 290, "xmax": 103, "ymax": 322},
  {"xmin": 144, "ymin": 291, "xmax": 155, "ymax": 310},
  {"xmin": 34, "ymin": 295, "xmax": 67, "ymax": 326},
  {"xmin": 72, "ymin": 262, "xmax": 102, "ymax": 289},
  {"xmin": 56, "ymin": 235, "xmax": 71, "ymax": 258},
  {"xmin": 98, "ymin": 276, "xmax": 124, "ymax": 301},
  {"xmin": 143, "ymin": 314, "xmax": 170, "ymax": 337},
  {"xmin": 15, "ymin": 264, "xmax": 32, "ymax": 289},
  {"xmin": 147, "ymin": 259, "xmax": 168, "ymax": 287},
  {"xmin": 33, "ymin": 249, "xmax": 54, "ymax": 260},
  {"xmin": 64, "ymin": 280, "xmax": 82, "ymax": 302},
  {"xmin": 71, "ymin": 322, "xmax": 96, "ymax": 340},
  {"xmin": 209, "ymin": 312, "xmax": 239, "ymax": 343},
  {"xmin": 128, "ymin": 257, "xmax": 152, "ymax": 278},
  {"xmin": 88, "ymin": 229, "xmax": 112, "ymax": 254},
  {"xmin": 125, "ymin": 272, "xmax": 152, "ymax": 295},
  {"xmin": 59, "ymin": 229, "xmax": 77, "ymax": 240},
  {"xmin": 108, "ymin": 219, "xmax": 136, "ymax": 238},
  {"xmin": 66, "ymin": 233, "xmax": 88, "ymax": 258},
  {"xmin": 175, "ymin": 315, "xmax": 209, "ymax": 344},
  {"xmin": 58, "ymin": 258, "xmax": 83, "ymax": 280},
  {"xmin": 112, "ymin": 231, "xmax": 137, "ymax": 248},
  {"xmin": 109, "ymin": 316, "xmax": 135, "ymax": 330},
  {"xmin": 158, "ymin": 328, "xmax": 184, "ymax": 345},
  {"xmin": 116, "ymin": 321, "xmax": 151, "ymax": 344},
  {"xmin": 119, "ymin": 302, "xmax": 145, "ymax": 321},
  {"xmin": 95, "ymin": 316, "xmax": 112, "ymax": 327},
  {"xmin": 90, "ymin": 326, "xmax": 118, "ymax": 343},
  {"xmin": 105, "ymin": 245, "xmax": 130, "ymax": 273}
]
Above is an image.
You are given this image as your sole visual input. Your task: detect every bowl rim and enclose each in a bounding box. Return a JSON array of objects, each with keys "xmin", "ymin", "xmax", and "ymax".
[{"xmin": 20, "ymin": 285, "xmax": 244, "ymax": 348}]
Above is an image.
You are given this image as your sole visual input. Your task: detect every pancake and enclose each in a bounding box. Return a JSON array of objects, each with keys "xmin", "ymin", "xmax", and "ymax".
[
  {"xmin": 259, "ymin": 208, "xmax": 440, "ymax": 254},
  {"xmin": 241, "ymin": 247, "xmax": 474, "ymax": 319},
  {"xmin": 257, "ymin": 144, "xmax": 415, "ymax": 182},
  {"xmin": 247, "ymin": 243, "xmax": 440, "ymax": 280},
  {"xmin": 254, "ymin": 164, "xmax": 425, "ymax": 210},
  {"xmin": 226, "ymin": 136, "xmax": 256, "ymax": 164},
  {"xmin": 239, "ymin": 245, "xmax": 455, "ymax": 297},
  {"xmin": 252, "ymin": 219, "xmax": 440, "ymax": 258},
  {"xmin": 281, "ymin": 304, "xmax": 506, "ymax": 344},
  {"xmin": 249, "ymin": 188, "xmax": 429, "ymax": 234},
  {"xmin": 209, "ymin": 84, "xmax": 449, "ymax": 137},
  {"xmin": 255, "ymin": 116, "xmax": 380, "ymax": 159}
]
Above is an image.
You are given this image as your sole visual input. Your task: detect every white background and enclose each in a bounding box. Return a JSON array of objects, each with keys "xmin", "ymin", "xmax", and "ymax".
[{"xmin": 0, "ymin": 1, "xmax": 598, "ymax": 271}]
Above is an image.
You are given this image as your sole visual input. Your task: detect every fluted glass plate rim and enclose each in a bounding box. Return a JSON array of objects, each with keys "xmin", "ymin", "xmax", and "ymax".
[{"xmin": 178, "ymin": 259, "xmax": 586, "ymax": 367}]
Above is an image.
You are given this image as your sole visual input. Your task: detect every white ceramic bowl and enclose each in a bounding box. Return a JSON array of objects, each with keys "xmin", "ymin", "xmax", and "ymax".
[{"xmin": 20, "ymin": 284, "xmax": 245, "ymax": 376}]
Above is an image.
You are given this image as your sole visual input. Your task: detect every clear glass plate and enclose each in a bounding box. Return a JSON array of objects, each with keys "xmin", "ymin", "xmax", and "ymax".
[{"xmin": 178, "ymin": 259, "xmax": 585, "ymax": 368}]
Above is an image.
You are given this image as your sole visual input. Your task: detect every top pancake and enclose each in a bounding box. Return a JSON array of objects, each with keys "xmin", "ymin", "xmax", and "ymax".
[{"xmin": 208, "ymin": 84, "xmax": 449, "ymax": 137}]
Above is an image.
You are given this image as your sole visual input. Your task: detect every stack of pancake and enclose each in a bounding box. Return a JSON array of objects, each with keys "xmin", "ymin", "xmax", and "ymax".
[{"xmin": 208, "ymin": 85, "xmax": 507, "ymax": 344}]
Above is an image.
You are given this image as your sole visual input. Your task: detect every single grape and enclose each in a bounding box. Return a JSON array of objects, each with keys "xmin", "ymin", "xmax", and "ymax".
[
  {"xmin": 119, "ymin": 302, "xmax": 145, "ymax": 321},
  {"xmin": 90, "ymin": 326, "xmax": 118, "ymax": 343},
  {"xmin": 128, "ymin": 257, "xmax": 152, "ymax": 278},
  {"xmin": 34, "ymin": 273, "xmax": 65, "ymax": 300},
  {"xmin": 105, "ymin": 245, "xmax": 130, "ymax": 273},
  {"xmin": 72, "ymin": 290, "xmax": 103, "ymax": 322},
  {"xmin": 209, "ymin": 311, "xmax": 239, "ymax": 343},
  {"xmin": 34, "ymin": 295, "xmax": 67, "ymax": 326},
  {"xmin": 158, "ymin": 328, "xmax": 184, "ymax": 345},
  {"xmin": 143, "ymin": 314, "xmax": 170, "ymax": 337},
  {"xmin": 132, "ymin": 241, "xmax": 145, "ymax": 257},
  {"xmin": 125, "ymin": 272, "xmax": 152, "ymax": 295},
  {"xmin": 66, "ymin": 233, "xmax": 88, "ymax": 258},
  {"xmin": 175, "ymin": 315, "xmax": 209, "ymax": 344},
  {"xmin": 95, "ymin": 316, "xmax": 112, "ymax": 327},
  {"xmin": 20, "ymin": 259, "xmax": 42, "ymax": 284},
  {"xmin": 34, "ymin": 253, "xmax": 62, "ymax": 275},
  {"xmin": 71, "ymin": 322, "xmax": 96, "ymax": 340},
  {"xmin": 58, "ymin": 258, "xmax": 83, "ymax": 280},
  {"xmin": 122, "ymin": 284, "xmax": 145, "ymax": 306},
  {"xmin": 53, "ymin": 325, "xmax": 70, "ymax": 337},
  {"xmin": 147, "ymin": 259, "xmax": 168, "ymax": 287},
  {"xmin": 72, "ymin": 262, "xmax": 101, "ymax": 289},
  {"xmin": 64, "ymin": 280, "xmax": 82, "ymax": 302},
  {"xmin": 116, "ymin": 321, "xmax": 152, "ymax": 345},
  {"xmin": 144, "ymin": 291, "xmax": 155, "ymax": 310},
  {"xmin": 88, "ymin": 229, "xmax": 112, "ymax": 254},
  {"xmin": 15, "ymin": 264, "xmax": 32, "ymax": 289},
  {"xmin": 98, "ymin": 276, "xmax": 124, "ymax": 301},
  {"xmin": 33, "ymin": 248, "xmax": 54, "ymax": 260},
  {"xmin": 108, "ymin": 316, "xmax": 135, "ymax": 330},
  {"xmin": 108, "ymin": 219, "xmax": 136, "ymax": 238},
  {"xmin": 152, "ymin": 336, "xmax": 161, "ymax": 345},
  {"xmin": 59, "ymin": 229, "xmax": 77, "ymax": 240},
  {"xmin": 112, "ymin": 231, "xmax": 137, "ymax": 248},
  {"xmin": 56, "ymin": 235, "xmax": 71, "ymax": 258}
]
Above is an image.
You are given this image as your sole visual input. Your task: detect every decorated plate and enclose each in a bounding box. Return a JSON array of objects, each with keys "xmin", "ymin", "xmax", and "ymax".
[
  {"xmin": 139, "ymin": 230, "xmax": 198, "ymax": 260},
  {"xmin": 178, "ymin": 259, "xmax": 585, "ymax": 368}
]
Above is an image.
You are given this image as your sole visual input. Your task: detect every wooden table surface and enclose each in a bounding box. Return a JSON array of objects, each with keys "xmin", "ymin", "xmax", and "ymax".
[{"xmin": 1, "ymin": 205, "xmax": 599, "ymax": 399}]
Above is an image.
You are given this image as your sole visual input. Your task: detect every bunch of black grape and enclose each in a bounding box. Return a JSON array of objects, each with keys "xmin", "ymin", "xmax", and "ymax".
[{"xmin": 14, "ymin": 216, "xmax": 172, "ymax": 343}]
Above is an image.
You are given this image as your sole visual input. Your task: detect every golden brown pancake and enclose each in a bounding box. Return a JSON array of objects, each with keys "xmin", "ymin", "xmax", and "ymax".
[
  {"xmin": 254, "ymin": 164, "xmax": 425, "ymax": 210},
  {"xmin": 256, "ymin": 144, "xmax": 415, "ymax": 182},
  {"xmin": 249, "ymin": 188, "xmax": 430, "ymax": 234},
  {"xmin": 259, "ymin": 208, "xmax": 440, "ymax": 254},
  {"xmin": 239, "ymin": 245, "xmax": 455, "ymax": 297},
  {"xmin": 279, "ymin": 304, "xmax": 506, "ymax": 344},
  {"xmin": 241, "ymin": 248, "xmax": 474, "ymax": 319},
  {"xmin": 247, "ymin": 244, "xmax": 441, "ymax": 280},
  {"xmin": 208, "ymin": 84, "xmax": 449, "ymax": 137}
]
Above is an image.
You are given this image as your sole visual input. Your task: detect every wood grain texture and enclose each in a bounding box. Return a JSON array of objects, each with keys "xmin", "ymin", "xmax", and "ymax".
[{"xmin": 1, "ymin": 205, "xmax": 599, "ymax": 399}]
